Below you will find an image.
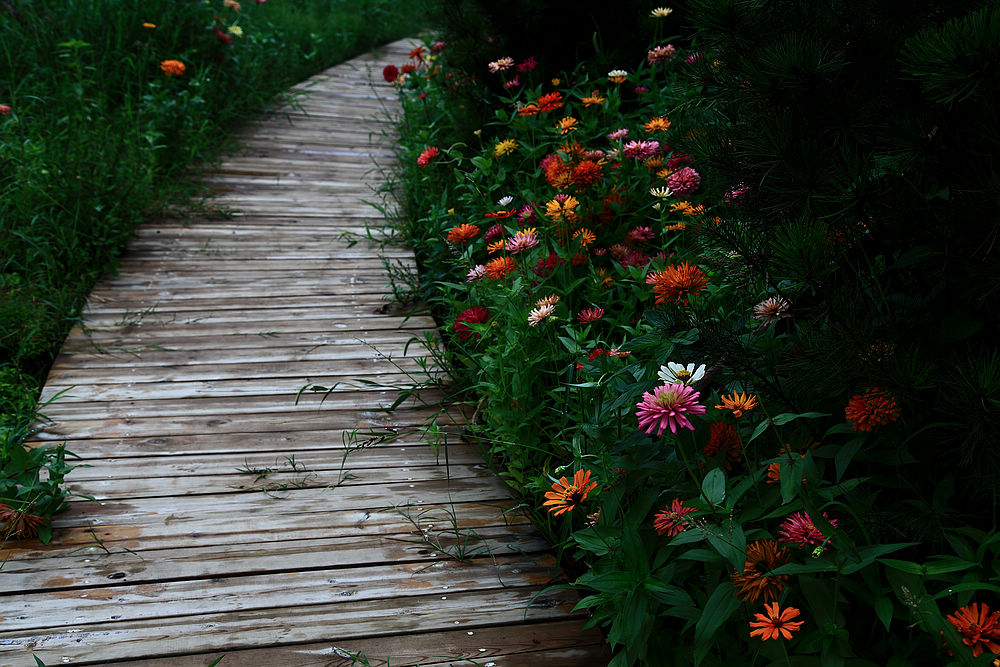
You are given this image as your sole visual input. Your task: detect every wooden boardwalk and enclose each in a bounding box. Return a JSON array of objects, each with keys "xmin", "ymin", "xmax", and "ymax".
[{"xmin": 0, "ymin": 40, "xmax": 608, "ymax": 666}]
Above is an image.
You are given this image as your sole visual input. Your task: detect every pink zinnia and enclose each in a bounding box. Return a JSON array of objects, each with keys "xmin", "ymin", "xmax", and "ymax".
[
  {"xmin": 622, "ymin": 140, "xmax": 660, "ymax": 160},
  {"xmin": 577, "ymin": 307, "xmax": 604, "ymax": 324},
  {"xmin": 417, "ymin": 146, "xmax": 440, "ymax": 167},
  {"xmin": 626, "ymin": 226, "xmax": 656, "ymax": 244},
  {"xmin": 653, "ymin": 498, "xmax": 696, "ymax": 536},
  {"xmin": 607, "ymin": 128, "xmax": 630, "ymax": 142},
  {"xmin": 517, "ymin": 57, "xmax": 538, "ymax": 72},
  {"xmin": 466, "ymin": 264, "xmax": 487, "ymax": 282},
  {"xmin": 635, "ymin": 383, "xmax": 706, "ymax": 436},
  {"xmin": 484, "ymin": 223, "xmax": 502, "ymax": 241},
  {"xmin": 453, "ymin": 306, "xmax": 490, "ymax": 341},
  {"xmin": 647, "ymin": 44, "xmax": 677, "ymax": 64},
  {"xmin": 665, "ymin": 166, "xmax": 701, "ymax": 195},
  {"xmin": 517, "ymin": 203, "xmax": 537, "ymax": 226},
  {"xmin": 505, "ymin": 228, "xmax": 539, "ymax": 253},
  {"xmin": 503, "ymin": 77, "xmax": 520, "ymax": 90},
  {"xmin": 778, "ymin": 511, "xmax": 838, "ymax": 548}
]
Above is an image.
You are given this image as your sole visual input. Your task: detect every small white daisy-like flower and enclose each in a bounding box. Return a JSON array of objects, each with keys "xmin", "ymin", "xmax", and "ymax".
[
  {"xmin": 658, "ymin": 361, "xmax": 707, "ymax": 386},
  {"xmin": 497, "ymin": 195, "xmax": 514, "ymax": 207},
  {"xmin": 649, "ymin": 186, "xmax": 674, "ymax": 198},
  {"xmin": 528, "ymin": 304, "xmax": 556, "ymax": 326},
  {"xmin": 650, "ymin": 7, "xmax": 674, "ymax": 18},
  {"xmin": 652, "ymin": 202, "xmax": 663, "ymax": 211},
  {"xmin": 607, "ymin": 69, "xmax": 629, "ymax": 79}
]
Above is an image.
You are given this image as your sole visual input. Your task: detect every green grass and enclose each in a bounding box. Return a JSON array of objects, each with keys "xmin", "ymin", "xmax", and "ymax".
[{"xmin": 0, "ymin": 0, "xmax": 429, "ymax": 539}]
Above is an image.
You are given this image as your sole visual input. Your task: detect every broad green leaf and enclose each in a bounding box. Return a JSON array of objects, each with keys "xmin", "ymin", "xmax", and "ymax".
[
  {"xmin": 701, "ymin": 467, "xmax": 726, "ymax": 505},
  {"xmin": 693, "ymin": 581, "xmax": 740, "ymax": 663},
  {"xmin": 875, "ymin": 596, "xmax": 894, "ymax": 631}
]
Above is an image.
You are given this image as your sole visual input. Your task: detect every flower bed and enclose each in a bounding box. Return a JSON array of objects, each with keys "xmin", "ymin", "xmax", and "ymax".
[{"xmin": 386, "ymin": 5, "xmax": 1000, "ymax": 665}]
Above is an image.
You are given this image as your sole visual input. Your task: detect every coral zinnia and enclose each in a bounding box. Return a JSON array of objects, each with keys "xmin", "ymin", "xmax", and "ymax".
[
  {"xmin": 416, "ymin": 146, "xmax": 440, "ymax": 167},
  {"xmin": 446, "ymin": 223, "xmax": 479, "ymax": 243},
  {"xmin": 453, "ymin": 306, "xmax": 490, "ymax": 342},
  {"xmin": 543, "ymin": 469, "xmax": 598, "ymax": 516},
  {"xmin": 845, "ymin": 388, "xmax": 900, "ymax": 431},
  {"xmin": 647, "ymin": 44, "xmax": 677, "ymax": 64},
  {"xmin": 749, "ymin": 603, "xmax": 804, "ymax": 641},
  {"xmin": 485, "ymin": 256, "xmax": 516, "ymax": 280},
  {"xmin": 715, "ymin": 391, "xmax": 759, "ymax": 418},
  {"xmin": 653, "ymin": 498, "xmax": 696, "ymax": 537},
  {"xmin": 160, "ymin": 59, "xmax": 186, "ymax": 77},
  {"xmin": 646, "ymin": 261, "xmax": 708, "ymax": 305},
  {"xmin": 635, "ymin": 383, "xmax": 707, "ymax": 436},
  {"xmin": 537, "ymin": 92, "xmax": 564, "ymax": 113},
  {"xmin": 731, "ymin": 540, "xmax": 791, "ymax": 604},
  {"xmin": 577, "ymin": 307, "xmax": 604, "ymax": 324},
  {"xmin": 778, "ymin": 511, "xmax": 838, "ymax": 548},
  {"xmin": 946, "ymin": 603, "xmax": 1000, "ymax": 658}
]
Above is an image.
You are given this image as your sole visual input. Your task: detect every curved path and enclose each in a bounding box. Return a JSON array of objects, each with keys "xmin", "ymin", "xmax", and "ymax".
[{"xmin": 0, "ymin": 39, "xmax": 608, "ymax": 666}]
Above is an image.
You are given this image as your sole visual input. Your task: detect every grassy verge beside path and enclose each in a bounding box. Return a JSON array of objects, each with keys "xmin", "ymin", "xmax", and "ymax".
[{"xmin": 0, "ymin": 0, "xmax": 428, "ymax": 542}]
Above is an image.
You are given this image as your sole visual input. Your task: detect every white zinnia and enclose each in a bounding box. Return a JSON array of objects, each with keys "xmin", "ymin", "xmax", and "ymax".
[{"xmin": 658, "ymin": 361, "xmax": 706, "ymax": 386}]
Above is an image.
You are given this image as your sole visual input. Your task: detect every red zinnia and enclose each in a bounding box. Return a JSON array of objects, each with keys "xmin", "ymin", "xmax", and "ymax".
[
  {"xmin": 571, "ymin": 160, "xmax": 602, "ymax": 188},
  {"xmin": 537, "ymin": 91, "xmax": 564, "ymax": 113},
  {"xmin": 577, "ymin": 307, "xmax": 605, "ymax": 324},
  {"xmin": 653, "ymin": 498, "xmax": 696, "ymax": 536},
  {"xmin": 213, "ymin": 27, "xmax": 234, "ymax": 45},
  {"xmin": 947, "ymin": 603, "xmax": 1000, "ymax": 658},
  {"xmin": 453, "ymin": 307, "xmax": 490, "ymax": 342},
  {"xmin": 646, "ymin": 261, "xmax": 708, "ymax": 305},
  {"xmin": 845, "ymin": 388, "xmax": 900, "ymax": 431},
  {"xmin": 382, "ymin": 65, "xmax": 399, "ymax": 82},
  {"xmin": 417, "ymin": 146, "xmax": 440, "ymax": 167}
]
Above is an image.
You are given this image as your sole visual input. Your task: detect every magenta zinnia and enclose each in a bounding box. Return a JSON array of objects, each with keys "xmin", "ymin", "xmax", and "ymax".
[
  {"xmin": 635, "ymin": 383, "xmax": 706, "ymax": 436},
  {"xmin": 778, "ymin": 511, "xmax": 838, "ymax": 548}
]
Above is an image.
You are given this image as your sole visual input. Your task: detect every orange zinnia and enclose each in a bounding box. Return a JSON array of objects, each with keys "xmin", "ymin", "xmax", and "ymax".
[
  {"xmin": 749, "ymin": 602, "xmax": 804, "ymax": 641},
  {"xmin": 845, "ymin": 388, "xmax": 900, "ymax": 431},
  {"xmin": 947, "ymin": 602, "xmax": 1000, "ymax": 658},
  {"xmin": 715, "ymin": 391, "xmax": 759, "ymax": 418},
  {"xmin": 557, "ymin": 116, "xmax": 579, "ymax": 134},
  {"xmin": 485, "ymin": 256, "xmax": 516, "ymax": 280},
  {"xmin": 543, "ymin": 469, "xmax": 598, "ymax": 516},
  {"xmin": 581, "ymin": 90, "xmax": 606, "ymax": 106},
  {"xmin": 160, "ymin": 59, "xmax": 186, "ymax": 77},
  {"xmin": 645, "ymin": 261, "xmax": 708, "ymax": 305},
  {"xmin": 545, "ymin": 195, "xmax": 580, "ymax": 222},
  {"xmin": 446, "ymin": 224, "xmax": 479, "ymax": 243},
  {"xmin": 731, "ymin": 540, "xmax": 791, "ymax": 603},
  {"xmin": 644, "ymin": 116, "xmax": 671, "ymax": 132}
]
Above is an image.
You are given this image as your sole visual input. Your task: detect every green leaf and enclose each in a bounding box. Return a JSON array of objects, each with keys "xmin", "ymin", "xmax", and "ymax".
[
  {"xmin": 701, "ymin": 467, "xmax": 726, "ymax": 506},
  {"xmin": 875, "ymin": 596, "xmax": 894, "ymax": 631},
  {"xmin": 693, "ymin": 581, "xmax": 740, "ymax": 664},
  {"xmin": 834, "ymin": 437, "xmax": 864, "ymax": 481}
]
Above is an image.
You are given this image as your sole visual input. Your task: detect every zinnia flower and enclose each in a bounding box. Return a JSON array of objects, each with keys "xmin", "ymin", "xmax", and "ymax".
[
  {"xmin": 749, "ymin": 603, "xmax": 804, "ymax": 641},
  {"xmin": 626, "ymin": 226, "xmax": 656, "ymax": 244},
  {"xmin": 607, "ymin": 128, "xmax": 629, "ymax": 142},
  {"xmin": 644, "ymin": 116, "xmax": 671, "ymax": 132},
  {"xmin": 0, "ymin": 503, "xmax": 48, "ymax": 539},
  {"xmin": 537, "ymin": 92, "xmax": 564, "ymax": 113},
  {"xmin": 607, "ymin": 69, "xmax": 628, "ymax": 84},
  {"xmin": 753, "ymin": 296, "xmax": 790, "ymax": 325},
  {"xmin": 623, "ymin": 140, "xmax": 660, "ymax": 160},
  {"xmin": 647, "ymin": 45, "xmax": 677, "ymax": 64},
  {"xmin": 487, "ymin": 56, "xmax": 514, "ymax": 73},
  {"xmin": 494, "ymin": 139, "xmax": 518, "ymax": 157},
  {"xmin": 581, "ymin": 90, "xmax": 606, "ymax": 106},
  {"xmin": 731, "ymin": 540, "xmax": 791, "ymax": 603},
  {"xmin": 446, "ymin": 223, "xmax": 479, "ymax": 243},
  {"xmin": 224, "ymin": 0, "xmax": 241, "ymax": 10},
  {"xmin": 704, "ymin": 422, "xmax": 742, "ymax": 470},
  {"xmin": 557, "ymin": 116, "xmax": 579, "ymax": 134},
  {"xmin": 650, "ymin": 7, "xmax": 674, "ymax": 18},
  {"xmin": 528, "ymin": 304, "xmax": 556, "ymax": 326},
  {"xmin": 635, "ymin": 383, "xmax": 707, "ymax": 436},
  {"xmin": 543, "ymin": 469, "xmax": 598, "ymax": 516},
  {"xmin": 646, "ymin": 261, "xmax": 708, "ymax": 305},
  {"xmin": 658, "ymin": 362, "xmax": 706, "ymax": 386},
  {"xmin": 545, "ymin": 194, "xmax": 579, "ymax": 221},
  {"xmin": 466, "ymin": 264, "xmax": 487, "ymax": 281},
  {"xmin": 778, "ymin": 511, "xmax": 838, "ymax": 548},
  {"xmin": 382, "ymin": 65, "xmax": 399, "ymax": 82},
  {"xmin": 649, "ymin": 186, "xmax": 673, "ymax": 198},
  {"xmin": 665, "ymin": 166, "xmax": 701, "ymax": 195},
  {"xmin": 577, "ymin": 307, "xmax": 604, "ymax": 324},
  {"xmin": 142, "ymin": 22, "xmax": 156, "ymax": 29},
  {"xmin": 228, "ymin": 25, "xmax": 243, "ymax": 37},
  {"xmin": 571, "ymin": 161, "xmax": 602, "ymax": 188},
  {"xmin": 845, "ymin": 388, "xmax": 900, "ymax": 431},
  {"xmin": 416, "ymin": 146, "xmax": 440, "ymax": 167},
  {"xmin": 214, "ymin": 27, "xmax": 234, "ymax": 45},
  {"xmin": 517, "ymin": 56, "xmax": 537, "ymax": 72},
  {"xmin": 535, "ymin": 294, "xmax": 560, "ymax": 308},
  {"xmin": 505, "ymin": 228, "xmax": 539, "ymax": 254},
  {"xmin": 715, "ymin": 391, "xmax": 759, "ymax": 418},
  {"xmin": 653, "ymin": 498, "xmax": 696, "ymax": 536},
  {"xmin": 160, "ymin": 59, "xmax": 186, "ymax": 77},
  {"xmin": 947, "ymin": 603, "xmax": 1000, "ymax": 658},
  {"xmin": 453, "ymin": 306, "xmax": 490, "ymax": 341},
  {"xmin": 571, "ymin": 228, "xmax": 596, "ymax": 248},
  {"xmin": 485, "ymin": 256, "xmax": 516, "ymax": 280}
]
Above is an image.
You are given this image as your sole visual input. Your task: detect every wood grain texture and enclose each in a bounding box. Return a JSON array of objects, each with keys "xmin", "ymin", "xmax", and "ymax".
[{"xmin": 0, "ymin": 38, "xmax": 609, "ymax": 666}]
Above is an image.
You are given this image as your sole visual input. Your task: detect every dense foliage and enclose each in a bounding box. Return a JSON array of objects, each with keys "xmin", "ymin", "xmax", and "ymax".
[
  {"xmin": 387, "ymin": 2, "xmax": 1000, "ymax": 665},
  {"xmin": 0, "ymin": 0, "xmax": 427, "ymax": 543}
]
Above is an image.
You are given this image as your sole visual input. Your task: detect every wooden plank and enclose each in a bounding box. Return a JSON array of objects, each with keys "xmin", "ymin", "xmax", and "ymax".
[
  {"xmin": 105, "ymin": 620, "xmax": 606, "ymax": 667},
  {"xmin": 0, "ymin": 588, "xmax": 585, "ymax": 666}
]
